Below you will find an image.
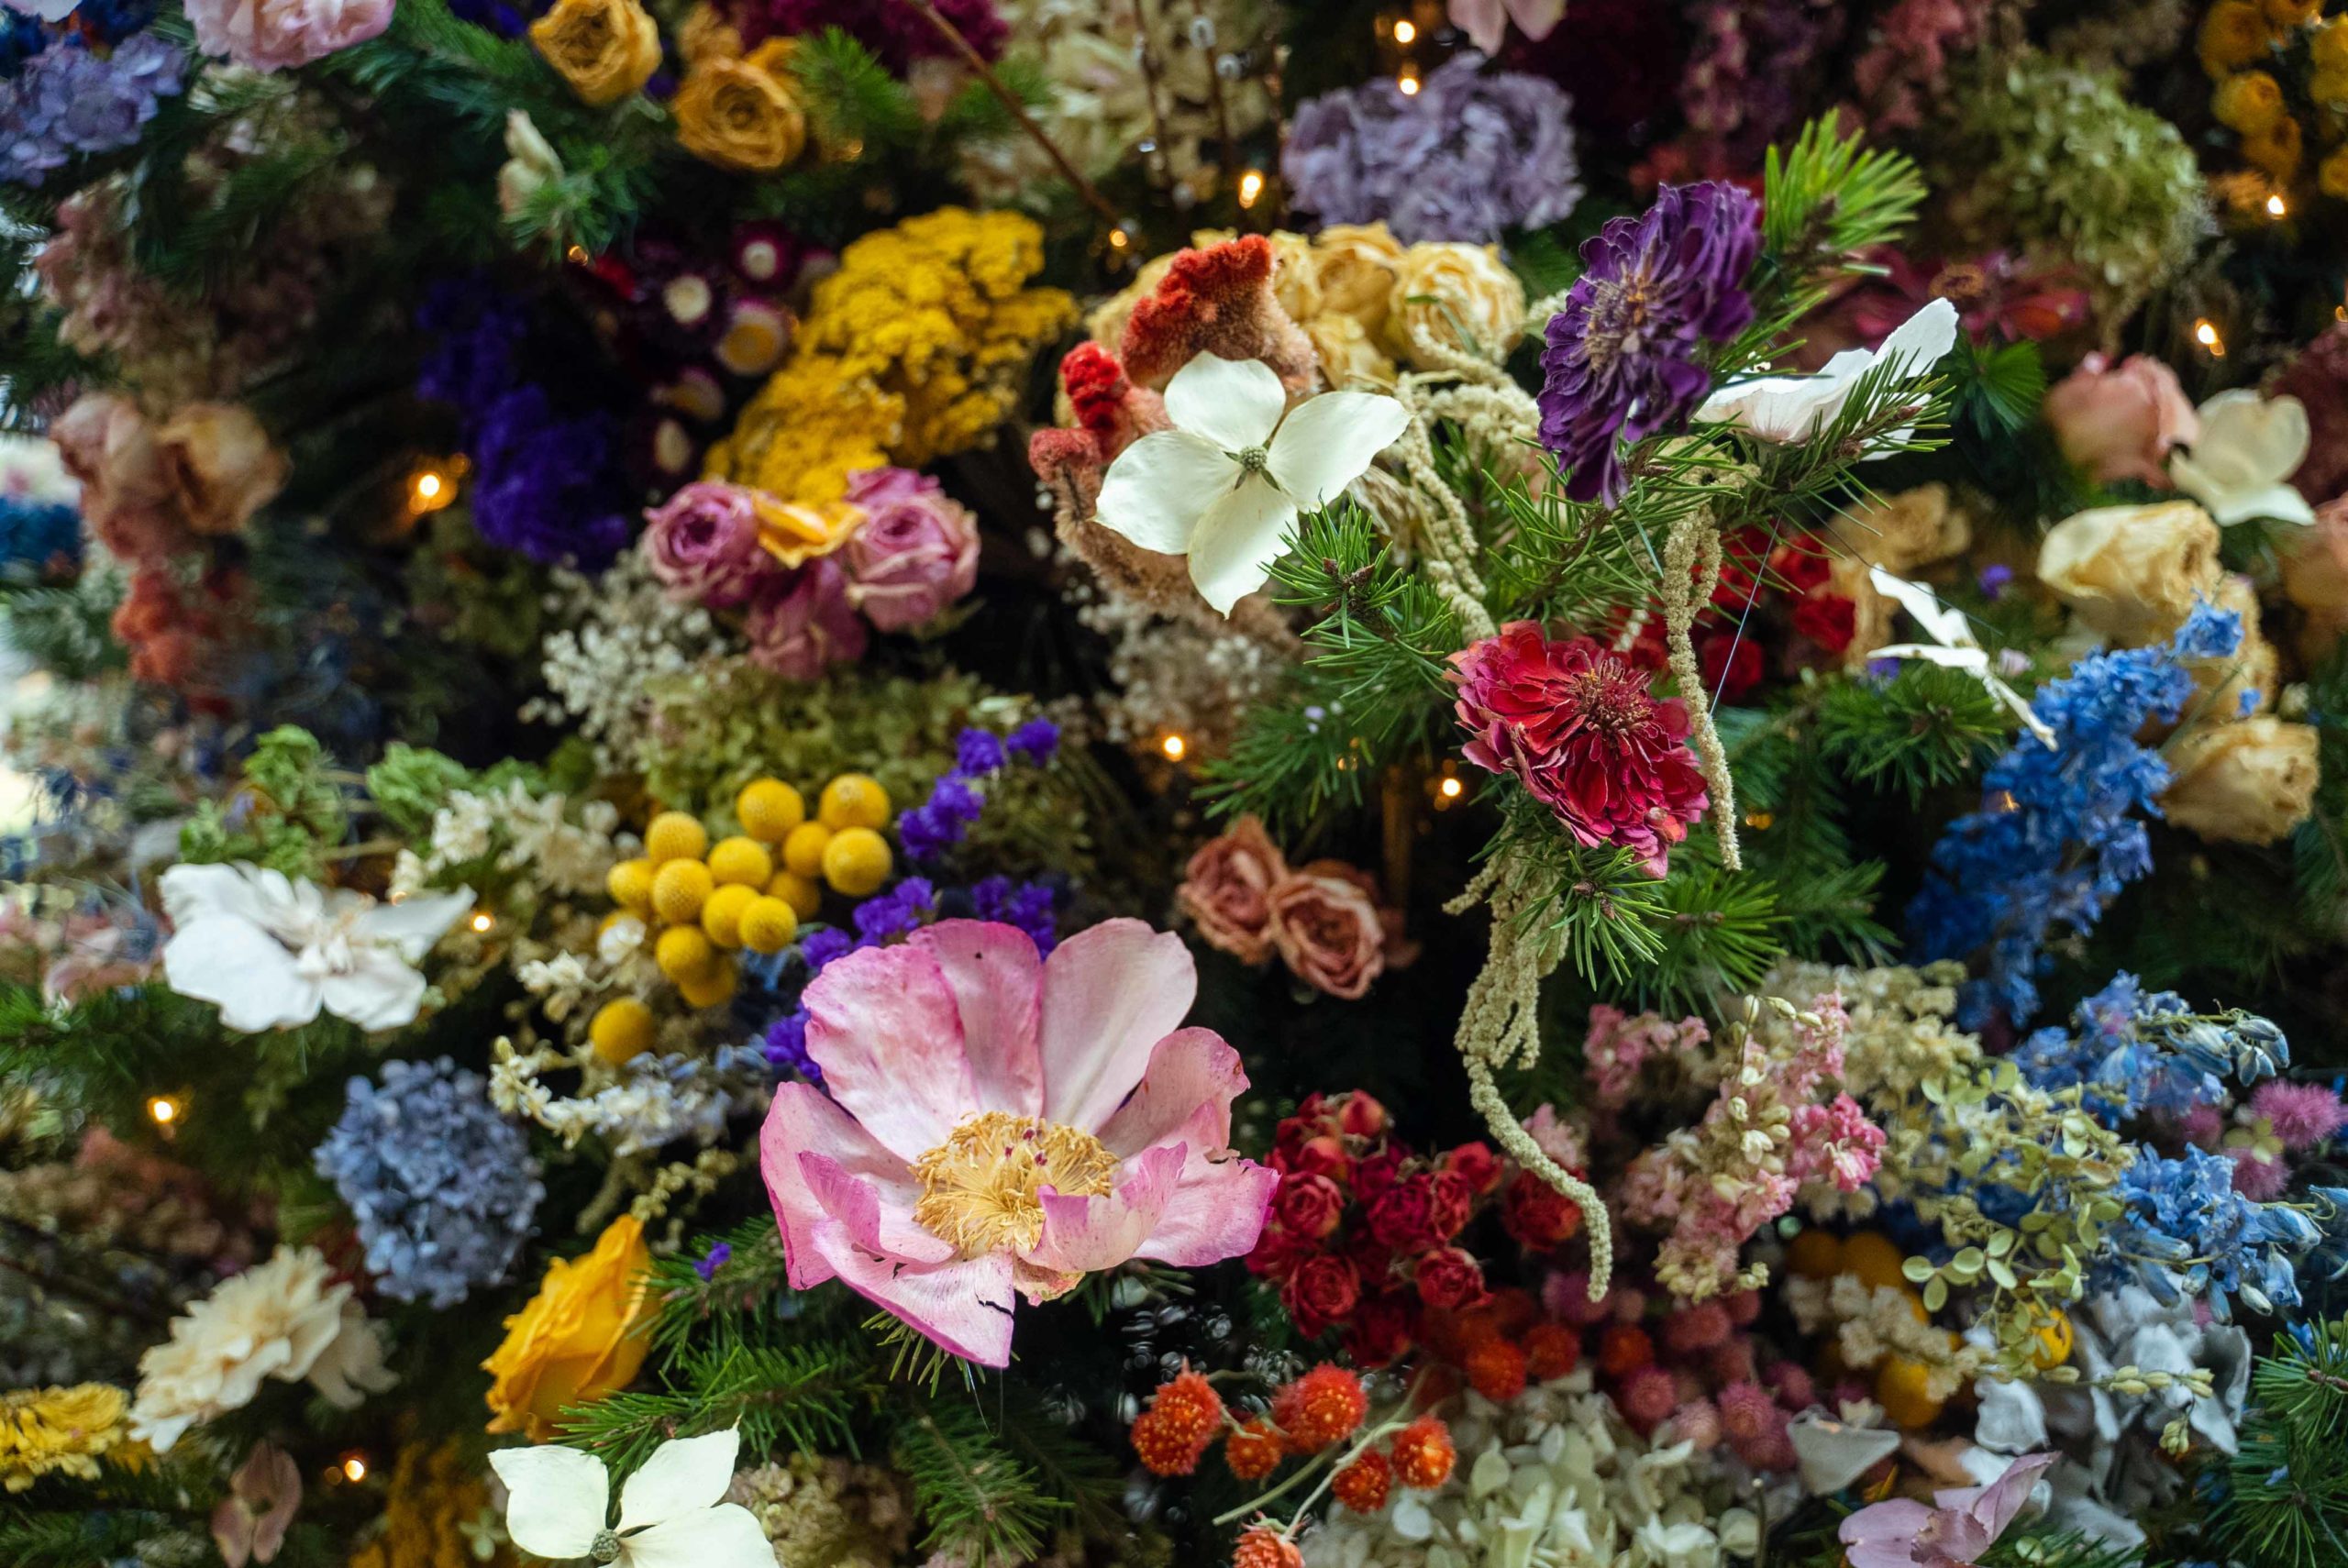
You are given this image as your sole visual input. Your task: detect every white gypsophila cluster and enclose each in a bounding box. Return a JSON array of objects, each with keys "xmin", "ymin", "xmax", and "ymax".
[
  {"xmin": 1055, "ymin": 542, "xmax": 1281, "ymax": 747},
  {"xmin": 509, "ymin": 912, "xmax": 656, "ymax": 1023},
  {"xmin": 390, "ymin": 783, "xmax": 622, "ymax": 904},
  {"xmin": 488, "ymin": 1032, "xmax": 754, "ymax": 1156},
  {"xmin": 525, "ymin": 554, "xmax": 725, "ymax": 770},
  {"xmin": 1304, "ymin": 1375, "xmax": 1761, "ymax": 1568}
]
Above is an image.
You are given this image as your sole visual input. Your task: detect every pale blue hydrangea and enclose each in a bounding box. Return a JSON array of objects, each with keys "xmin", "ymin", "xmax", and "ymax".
[{"xmin": 0, "ymin": 32, "xmax": 184, "ymax": 188}]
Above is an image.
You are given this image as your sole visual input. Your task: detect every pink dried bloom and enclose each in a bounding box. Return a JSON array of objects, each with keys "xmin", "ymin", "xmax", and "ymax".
[
  {"xmin": 2251, "ymin": 1081, "xmax": 2347, "ymax": 1151},
  {"xmin": 1659, "ymin": 1300, "xmax": 1733, "ymax": 1355},
  {"xmin": 1616, "ymin": 1364, "xmax": 1678, "ymax": 1433},
  {"xmin": 1842, "ymin": 1452, "xmax": 2058, "ymax": 1568},
  {"xmin": 1584, "ymin": 1004, "xmax": 1710, "ymax": 1109},
  {"xmin": 2229, "ymin": 1152, "xmax": 2290, "ymax": 1202},
  {"xmin": 1663, "ymin": 1395, "xmax": 1722, "ymax": 1451}
]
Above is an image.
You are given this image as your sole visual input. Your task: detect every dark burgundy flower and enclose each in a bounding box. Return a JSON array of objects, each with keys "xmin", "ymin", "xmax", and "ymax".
[
  {"xmin": 1535, "ymin": 181, "xmax": 1759, "ymax": 504},
  {"xmin": 1442, "ymin": 1142, "xmax": 1504, "ymax": 1197},
  {"xmin": 1367, "ymin": 1176, "xmax": 1440, "ymax": 1253},
  {"xmin": 1343, "ymin": 1290, "xmax": 1418, "ymax": 1368},
  {"xmin": 1273, "ymin": 1172, "xmax": 1346, "ymax": 1241},
  {"xmin": 1449, "ymin": 622, "xmax": 1711, "ymax": 875},
  {"xmin": 1502, "ymin": 1170, "xmax": 1586, "ymax": 1249},
  {"xmin": 1791, "ymin": 592, "xmax": 1856, "ymax": 654},
  {"xmin": 1413, "ymin": 1246, "xmax": 1489, "ymax": 1311},
  {"xmin": 1283, "ymin": 1253, "xmax": 1363, "ymax": 1337}
]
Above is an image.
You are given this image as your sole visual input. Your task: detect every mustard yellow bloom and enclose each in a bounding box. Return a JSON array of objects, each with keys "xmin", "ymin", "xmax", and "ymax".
[
  {"xmin": 753, "ymin": 493, "xmax": 866, "ymax": 567},
  {"xmin": 674, "ymin": 39, "xmax": 808, "ymax": 173},
  {"xmin": 482, "ymin": 1214, "xmax": 653, "ymax": 1442},
  {"xmin": 529, "ymin": 0, "xmax": 661, "ymax": 105},
  {"xmin": 0, "ymin": 1384, "xmax": 128, "ymax": 1492},
  {"xmin": 2264, "ymin": 0, "xmax": 2321, "ymax": 27},
  {"xmin": 2322, "ymin": 144, "xmax": 2348, "ymax": 199},
  {"xmin": 2318, "ymin": 17, "xmax": 2348, "ymax": 70},
  {"xmin": 2199, "ymin": 0, "xmax": 2270, "ymax": 74},
  {"xmin": 2213, "ymin": 71, "xmax": 2287, "ymax": 135},
  {"xmin": 2243, "ymin": 113, "xmax": 2305, "ymax": 181}
]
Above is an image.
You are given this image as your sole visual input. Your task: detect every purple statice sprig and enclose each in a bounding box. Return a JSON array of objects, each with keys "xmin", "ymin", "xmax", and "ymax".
[
  {"xmin": 692, "ymin": 1240, "xmax": 734, "ymax": 1281},
  {"xmin": 899, "ymin": 721, "xmax": 1062, "ymax": 862}
]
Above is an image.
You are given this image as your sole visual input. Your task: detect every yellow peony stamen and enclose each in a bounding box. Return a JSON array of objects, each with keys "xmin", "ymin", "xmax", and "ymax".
[{"xmin": 911, "ymin": 1112, "xmax": 1118, "ymax": 1259}]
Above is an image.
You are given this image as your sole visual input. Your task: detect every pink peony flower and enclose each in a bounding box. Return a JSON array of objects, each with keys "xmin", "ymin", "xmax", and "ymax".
[
  {"xmin": 2043, "ymin": 353, "xmax": 2198, "ymax": 489},
  {"xmin": 759, "ymin": 919, "xmax": 1278, "ymax": 1365},
  {"xmin": 744, "ymin": 558, "xmax": 867, "ymax": 680},
  {"xmin": 1841, "ymin": 1452, "xmax": 2057, "ymax": 1568},
  {"xmin": 1176, "ymin": 815, "xmax": 1289, "ymax": 966},
  {"xmin": 183, "ymin": 0, "xmax": 393, "ymax": 71},
  {"xmin": 1448, "ymin": 622, "xmax": 1709, "ymax": 876},
  {"xmin": 641, "ymin": 480, "xmax": 783, "ymax": 608},
  {"xmin": 50, "ymin": 392, "xmax": 182, "ymax": 560},
  {"xmin": 840, "ymin": 467, "xmax": 980, "ymax": 632}
]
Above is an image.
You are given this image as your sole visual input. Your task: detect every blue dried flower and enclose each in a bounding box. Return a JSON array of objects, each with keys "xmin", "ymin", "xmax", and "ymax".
[
  {"xmin": 1006, "ymin": 718, "xmax": 1060, "ymax": 763},
  {"xmin": 315, "ymin": 1057, "xmax": 543, "ymax": 1309},
  {"xmin": 0, "ymin": 497, "xmax": 80, "ymax": 583},
  {"xmin": 2108, "ymin": 1145, "xmax": 2319, "ymax": 1319},
  {"xmin": 0, "ymin": 32, "xmax": 183, "ymax": 188},
  {"xmin": 1284, "ymin": 52, "xmax": 1581, "ymax": 245}
]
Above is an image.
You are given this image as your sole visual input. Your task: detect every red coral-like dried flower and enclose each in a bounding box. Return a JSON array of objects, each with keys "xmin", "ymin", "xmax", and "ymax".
[
  {"xmin": 1465, "ymin": 1335, "xmax": 1529, "ymax": 1403},
  {"xmin": 1447, "ymin": 623, "xmax": 1710, "ymax": 876},
  {"xmin": 1332, "ymin": 1447, "xmax": 1392, "ymax": 1513},
  {"xmin": 1523, "ymin": 1320, "xmax": 1581, "ymax": 1381},
  {"xmin": 1390, "ymin": 1417, "xmax": 1456, "ymax": 1490},
  {"xmin": 1596, "ymin": 1322, "xmax": 1656, "ymax": 1378},
  {"xmin": 1272, "ymin": 1364, "xmax": 1368, "ymax": 1452},
  {"xmin": 1132, "ymin": 1368, "xmax": 1224, "ymax": 1474},
  {"xmin": 1118, "ymin": 237, "xmax": 1316, "ymax": 391},
  {"xmin": 1233, "ymin": 1527, "xmax": 1304, "ymax": 1568},
  {"xmin": 1224, "ymin": 1419, "xmax": 1285, "ymax": 1482},
  {"xmin": 1131, "ymin": 1408, "xmax": 1204, "ymax": 1475}
]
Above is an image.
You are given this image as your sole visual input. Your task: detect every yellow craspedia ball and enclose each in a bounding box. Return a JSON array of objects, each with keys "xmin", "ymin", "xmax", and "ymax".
[
  {"xmin": 651, "ymin": 858, "xmax": 715, "ymax": 924},
  {"xmin": 766, "ymin": 869, "xmax": 824, "ymax": 920},
  {"xmin": 781, "ymin": 820, "xmax": 834, "ymax": 878},
  {"xmin": 1874, "ymin": 1357, "xmax": 1944, "ymax": 1430},
  {"xmin": 676, "ymin": 955, "xmax": 738, "ymax": 1009},
  {"xmin": 736, "ymin": 778, "xmax": 805, "ymax": 843},
  {"xmin": 645, "ymin": 811, "xmax": 709, "ymax": 865},
  {"xmin": 605, "ymin": 856, "xmax": 656, "ymax": 915},
  {"xmin": 655, "ymin": 924, "xmax": 717, "ymax": 983},
  {"xmin": 1784, "ymin": 1229, "xmax": 1842, "ymax": 1280},
  {"xmin": 701, "ymin": 882, "xmax": 759, "ymax": 947},
  {"xmin": 1837, "ymin": 1231, "xmax": 1910, "ymax": 1293},
  {"xmin": 822, "ymin": 825, "xmax": 892, "ymax": 896},
  {"xmin": 589, "ymin": 998, "xmax": 656, "ymax": 1065},
  {"xmin": 737, "ymin": 896, "xmax": 800, "ymax": 955},
  {"xmin": 817, "ymin": 772, "xmax": 892, "ymax": 831},
  {"xmin": 2029, "ymin": 1309, "xmax": 2075, "ymax": 1370},
  {"xmin": 706, "ymin": 835, "xmax": 774, "ymax": 889}
]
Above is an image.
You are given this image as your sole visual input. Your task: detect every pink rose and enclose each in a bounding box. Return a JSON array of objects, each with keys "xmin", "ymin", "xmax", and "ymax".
[
  {"xmin": 2282, "ymin": 495, "xmax": 2348, "ymax": 613},
  {"xmin": 183, "ymin": 0, "xmax": 393, "ymax": 71},
  {"xmin": 1268, "ymin": 862, "xmax": 1389, "ymax": 999},
  {"xmin": 51, "ymin": 392, "xmax": 182, "ymax": 560},
  {"xmin": 840, "ymin": 466, "xmax": 980, "ymax": 632},
  {"xmin": 641, "ymin": 480, "xmax": 780, "ymax": 608},
  {"xmin": 212, "ymin": 1444, "xmax": 302, "ymax": 1568},
  {"xmin": 156, "ymin": 403, "xmax": 287, "ymax": 536},
  {"xmin": 745, "ymin": 558, "xmax": 867, "ymax": 680},
  {"xmin": 1174, "ymin": 815, "xmax": 1289, "ymax": 965},
  {"xmin": 2043, "ymin": 353, "xmax": 2198, "ymax": 487}
]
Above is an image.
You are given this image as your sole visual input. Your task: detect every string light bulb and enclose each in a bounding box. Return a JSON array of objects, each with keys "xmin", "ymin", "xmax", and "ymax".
[
  {"xmin": 1237, "ymin": 169, "xmax": 1265, "ymax": 208},
  {"xmin": 406, "ymin": 461, "xmax": 460, "ymax": 515},
  {"xmin": 148, "ymin": 1095, "xmax": 180, "ymax": 1126},
  {"xmin": 1438, "ymin": 776, "xmax": 1463, "ymax": 799},
  {"xmin": 1160, "ymin": 733, "xmax": 1188, "ymax": 762},
  {"xmin": 2266, "ymin": 192, "xmax": 2288, "ymax": 218},
  {"xmin": 1392, "ymin": 18, "xmax": 1416, "ymax": 43},
  {"xmin": 470, "ymin": 911, "xmax": 494, "ymax": 933},
  {"xmin": 2193, "ymin": 318, "xmax": 2225, "ymax": 358},
  {"xmin": 341, "ymin": 1454, "xmax": 369, "ymax": 1483},
  {"xmin": 1397, "ymin": 68, "xmax": 1421, "ymax": 95}
]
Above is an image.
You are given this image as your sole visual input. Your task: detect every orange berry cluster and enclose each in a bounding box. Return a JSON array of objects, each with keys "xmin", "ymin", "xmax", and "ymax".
[
  {"xmin": 1231, "ymin": 1527, "xmax": 1303, "ymax": 1568},
  {"xmin": 1324, "ymin": 1414, "xmax": 1455, "ymax": 1514},
  {"xmin": 1132, "ymin": 1363, "xmax": 1370, "ymax": 1482},
  {"xmin": 1129, "ymin": 1368, "xmax": 1224, "ymax": 1476},
  {"xmin": 1421, "ymin": 1286, "xmax": 1582, "ymax": 1404}
]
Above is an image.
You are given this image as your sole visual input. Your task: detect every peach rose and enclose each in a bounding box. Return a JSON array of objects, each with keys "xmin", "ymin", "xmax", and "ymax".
[
  {"xmin": 2036, "ymin": 501, "xmax": 2223, "ymax": 645},
  {"xmin": 1176, "ymin": 815, "xmax": 1288, "ymax": 965},
  {"xmin": 50, "ymin": 392, "xmax": 179, "ymax": 558},
  {"xmin": 1302, "ymin": 311, "xmax": 1398, "ymax": 391},
  {"xmin": 482, "ymin": 1213, "xmax": 654, "ymax": 1441},
  {"xmin": 2043, "ymin": 352, "xmax": 2198, "ymax": 487},
  {"xmin": 1383, "ymin": 242, "xmax": 1526, "ymax": 370},
  {"xmin": 1268, "ymin": 863, "xmax": 1390, "ymax": 1000},
  {"xmin": 2161, "ymin": 716, "xmax": 2320, "ymax": 845},
  {"xmin": 2281, "ymin": 495, "xmax": 2348, "ymax": 613},
  {"xmin": 156, "ymin": 403, "xmax": 287, "ymax": 536},
  {"xmin": 1844, "ymin": 482, "xmax": 1972, "ymax": 574}
]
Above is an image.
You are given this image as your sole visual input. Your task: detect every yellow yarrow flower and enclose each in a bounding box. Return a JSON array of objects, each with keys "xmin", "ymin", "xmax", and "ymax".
[{"xmin": 0, "ymin": 1383, "xmax": 129, "ymax": 1492}]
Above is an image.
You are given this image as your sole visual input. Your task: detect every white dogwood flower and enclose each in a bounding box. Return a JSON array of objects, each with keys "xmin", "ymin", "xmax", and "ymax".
[
  {"xmin": 1869, "ymin": 566, "xmax": 2056, "ymax": 749},
  {"xmin": 490, "ymin": 1429, "xmax": 772, "ymax": 1568},
  {"xmin": 160, "ymin": 863, "xmax": 474, "ymax": 1032},
  {"xmin": 1699, "ymin": 297, "xmax": 1959, "ymax": 448},
  {"xmin": 1092, "ymin": 352, "xmax": 1409, "ymax": 614},
  {"xmin": 2169, "ymin": 389, "xmax": 2316, "ymax": 526}
]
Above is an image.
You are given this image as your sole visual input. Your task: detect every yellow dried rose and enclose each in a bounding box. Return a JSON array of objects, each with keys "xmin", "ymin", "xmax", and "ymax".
[
  {"xmin": 675, "ymin": 39, "xmax": 809, "ymax": 173},
  {"xmin": 1302, "ymin": 311, "xmax": 1397, "ymax": 391},
  {"xmin": 1842, "ymin": 482, "xmax": 1973, "ymax": 575},
  {"xmin": 482, "ymin": 1214, "xmax": 653, "ymax": 1442},
  {"xmin": 676, "ymin": 1, "xmax": 742, "ymax": 66},
  {"xmin": 1384, "ymin": 241, "xmax": 1527, "ymax": 370},
  {"xmin": 2036, "ymin": 501, "xmax": 2223, "ymax": 646},
  {"xmin": 2161, "ymin": 715, "xmax": 2320, "ymax": 845},
  {"xmin": 528, "ymin": 0, "xmax": 661, "ymax": 106},
  {"xmin": 1312, "ymin": 222, "xmax": 1405, "ymax": 331},
  {"xmin": 754, "ymin": 492, "xmax": 865, "ymax": 566}
]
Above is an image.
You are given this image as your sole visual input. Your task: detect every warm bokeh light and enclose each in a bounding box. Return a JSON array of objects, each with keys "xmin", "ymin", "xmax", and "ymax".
[
  {"xmin": 1237, "ymin": 170, "xmax": 1265, "ymax": 209},
  {"xmin": 1160, "ymin": 734, "xmax": 1188, "ymax": 762},
  {"xmin": 1397, "ymin": 71, "xmax": 1421, "ymax": 95},
  {"xmin": 148, "ymin": 1096, "xmax": 179, "ymax": 1125},
  {"xmin": 1392, "ymin": 18, "xmax": 1416, "ymax": 42},
  {"xmin": 1438, "ymin": 777, "xmax": 1463, "ymax": 799},
  {"xmin": 470, "ymin": 911, "xmax": 494, "ymax": 933}
]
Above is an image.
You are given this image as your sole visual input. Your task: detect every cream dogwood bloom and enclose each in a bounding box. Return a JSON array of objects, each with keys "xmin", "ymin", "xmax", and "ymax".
[
  {"xmin": 2169, "ymin": 390, "xmax": 2316, "ymax": 527},
  {"xmin": 1698, "ymin": 298, "xmax": 1959, "ymax": 448},
  {"xmin": 1868, "ymin": 566, "xmax": 2056, "ymax": 749},
  {"xmin": 1092, "ymin": 352, "xmax": 1409, "ymax": 615},
  {"xmin": 160, "ymin": 863, "xmax": 474, "ymax": 1032},
  {"xmin": 489, "ymin": 1428, "xmax": 773, "ymax": 1568}
]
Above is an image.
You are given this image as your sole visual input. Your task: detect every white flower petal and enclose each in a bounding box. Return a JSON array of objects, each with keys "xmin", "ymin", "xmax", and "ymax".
[
  {"xmin": 1093, "ymin": 429, "xmax": 1240, "ymax": 556},
  {"xmin": 1872, "ymin": 296, "xmax": 1961, "ymax": 386},
  {"xmin": 1187, "ymin": 478, "xmax": 1299, "ymax": 615},
  {"xmin": 162, "ymin": 914, "xmax": 321, "ymax": 1032},
  {"xmin": 160, "ymin": 862, "xmax": 276, "ymax": 928},
  {"xmin": 490, "ymin": 1445, "xmax": 610, "ymax": 1562},
  {"xmin": 1872, "ymin": 643, "xmax": 1987, "ymax": 671},
  {"xmin": 618, "ymin": 1503, "xmax": 778, "ymax": 1568},
  {"xmin": 1866, "ymin": 566, "xmax": 1975, "ymax": 650},
  {"xmin": 617, "ymin": 1430, "xmax": 742, "ymax": 1534},
  {"xmin": 1161, "ymin": 352, "xmax": 1289, "ymax": 452},
  {"xmin": 1265, "ymin": 390, "xmax": 1410, "ymax": 510},
  {"xmin": 1700, "ymin": 299, "xmax": 1956, "ymax": 446},
  {"xmin": 317, "ymin": 958, "xmax": 431, "ymax": 1033},
  {"xmin": 358, "ymin": 887, "xmax": 476, "ymax": 957}
]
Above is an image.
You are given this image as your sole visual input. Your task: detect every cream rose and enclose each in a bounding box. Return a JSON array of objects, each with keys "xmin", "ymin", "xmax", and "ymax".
[
  {"xmin": 156, "ymin": 403, "xmax": 288, "ymax": 537},
  {"xmin": 2281, "ymin": 495, "xmax": 2348, "ymax": 613},
  {"xmin": 2183, "ymin": 574, "xmax": 2276, "ymax": 723},
  {"xmin": 1384, "ymin": 242, "xmax": 1527, "ymax": 370},
  {"xmin": 2161, "ymin": 715, "xmax": 2320, "ymax": 845},
  {"xmin": 1312, "ymin": 222, "xmax": 1405, "ymax": 332},
  {"xmin": 2036, "ymin": 501, "xmax": 2223, "ymax": 645},
  {"xmin": 1303, "ymin": 311, "xmax": 1398, "ymax": 391},
  {"xmin": 1844, "ymin": 482, "xmax": 1972, "ymax": 574}
]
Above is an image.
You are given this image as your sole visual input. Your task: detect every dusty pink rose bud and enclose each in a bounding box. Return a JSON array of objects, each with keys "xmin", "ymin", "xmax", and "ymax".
[
  {"xmin": 1268, "ymin": 863, "xmax": 1389, "ymax": 1000},
  {"xmin": 1175, "ymin": 815, "xmax": 1290, "ymax": 965},
  {"xmin": 2043, "ymin": 352, "xmax": 2198, "ymax": 487},
  {"xmin": 156, "ymin": 403, "xmax": 287, "ymax": 536},
  {"xmin": 183, "ymin": 0, "xmax": 394, "ymax": 72},
  {"xmin": 50, "ymin": 392, "xmax": 182, "ymax": 559},
  {"xmin": 641, "ymin": 480, "xmax": 780, "ymax": 608},
  {"xmin": 2281, "ymin": 496, "xmax": 2348, "ymax": 613},
  {"xmin": 840, "ymin": 467, "xmax": 980, "ymax": 632},
  {"xmin": 745, "ymin": 557, "xmax": 867, "ymax": 680}
]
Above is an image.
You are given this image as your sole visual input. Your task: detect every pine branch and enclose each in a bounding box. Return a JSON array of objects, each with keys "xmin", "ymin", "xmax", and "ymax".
[
  {"xmin": 1816, "ymin": 663, "xmax": 2008, "ymax": 806},
  {"xmin": 892, "ymin": 1399, "xmax": 1068, "ymax": 1568},
  {"xmin": 557, "ymin": 1339, "xmax": 878, "ymax": 1474}
]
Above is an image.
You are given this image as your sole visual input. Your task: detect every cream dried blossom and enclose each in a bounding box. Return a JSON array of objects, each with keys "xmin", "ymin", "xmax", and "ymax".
[
  {"xmin": 725, "ymin": 1452, "xmax": 913, "ymax": 1568},
  {"xmin": 1305, "ymin": 1374, "xmax": 1762, "ymax": 1568},
  {"xmin": 1784, "ymin": 1274, "xmax": 1982, "ymax": 1401},
  {"xmin": 526, "ymin": 555, "xmax": 726, "ymax": 772},
  {"xmin": 129, "ymin": 1245, "xmax": 394, "ymax": 1452}
]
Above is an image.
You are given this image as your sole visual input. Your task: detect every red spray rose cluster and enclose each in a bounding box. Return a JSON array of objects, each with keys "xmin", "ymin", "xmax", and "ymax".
[{"xmin": 1246, "ymin": 1092, "xmax": 1505, "ymax": 1363}]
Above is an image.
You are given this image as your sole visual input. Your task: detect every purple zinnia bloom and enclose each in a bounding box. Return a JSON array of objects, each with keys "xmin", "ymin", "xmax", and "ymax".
[
  {"xmin": 1535, "ymin": 182, "xmax": 1760, "ymax": 506},
  {"xmin": 1283, "ymin": 52, "xmax": 1581, "ymax": 246},
  {"xmin": 954, "ymin": 728, "xmax": 1007, "ymax": 777}
]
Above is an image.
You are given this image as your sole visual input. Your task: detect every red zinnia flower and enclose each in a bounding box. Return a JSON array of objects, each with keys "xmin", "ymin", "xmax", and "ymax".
[{"xmin": 1448, "ymin": 623, "xmax": 1710, "ymax": 875}]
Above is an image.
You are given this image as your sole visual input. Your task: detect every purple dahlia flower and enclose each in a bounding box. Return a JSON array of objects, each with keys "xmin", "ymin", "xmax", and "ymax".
[{"xmin": 1534, "ymin": 181, "xmax": 1760, "ymax": 505}]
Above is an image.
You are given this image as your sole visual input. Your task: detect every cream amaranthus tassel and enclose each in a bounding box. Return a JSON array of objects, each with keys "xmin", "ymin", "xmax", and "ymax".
[{"xmin": 1661, "ymin": 509, "xmax": 1743, "ymax": 870}]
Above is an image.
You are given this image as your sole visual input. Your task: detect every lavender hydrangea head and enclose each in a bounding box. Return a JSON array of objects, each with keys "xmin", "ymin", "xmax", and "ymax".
[
  {"xmin": 1534, "ymin": 181, "xmax": 1761, "ymax": 505},
  {"xmin": 0, "ymin": 32, "xmax": 185, "ymax": 187},
  {"xmin": 1283, "ymin": 52, "xmax": 1581, "ymax": 246}
]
